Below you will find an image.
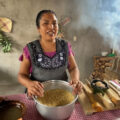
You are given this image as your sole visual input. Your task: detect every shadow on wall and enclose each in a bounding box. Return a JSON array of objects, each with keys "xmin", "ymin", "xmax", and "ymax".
[
  {"xmin": 64, "ymin": 27, "xmax": 110, "ymax": 80},
  {"xmin": 11, "ymin": 39, "xmax": 22, "ymax": 51},
  {"xmin": 0, "ymin": 69, "xmax": 16, "ymax": 85}
]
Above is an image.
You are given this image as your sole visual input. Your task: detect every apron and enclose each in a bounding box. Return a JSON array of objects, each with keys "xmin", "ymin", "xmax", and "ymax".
[{"xmin": 27, "ymin": 39, "xmax": 69, "ymax": 82}]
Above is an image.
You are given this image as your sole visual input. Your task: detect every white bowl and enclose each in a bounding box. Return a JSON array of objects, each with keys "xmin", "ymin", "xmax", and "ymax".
[{"xmin": 101, "ymin": 51, "xmax": 108, "ymax": 56}]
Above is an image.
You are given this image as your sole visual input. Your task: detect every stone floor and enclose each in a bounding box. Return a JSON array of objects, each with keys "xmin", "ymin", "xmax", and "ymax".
[{"xmin": 0, "ymin": 83, "xmax": 25, "ymax": 96}]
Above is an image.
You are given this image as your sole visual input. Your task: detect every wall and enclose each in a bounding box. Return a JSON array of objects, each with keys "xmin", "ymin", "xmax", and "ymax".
[{"xmin": 0, "ymin": 0, "xmax": 110, "ymax": 85}]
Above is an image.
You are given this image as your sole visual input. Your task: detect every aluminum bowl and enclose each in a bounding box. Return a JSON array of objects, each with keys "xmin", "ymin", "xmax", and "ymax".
[{"xmin": 34, "ymin": 80, "xmax": 78, "ymax": 120}]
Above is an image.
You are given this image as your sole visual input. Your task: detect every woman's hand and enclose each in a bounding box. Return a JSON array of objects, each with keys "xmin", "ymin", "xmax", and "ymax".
[
  {"xmin": 27, "ymin": 81, "xmax": 44, "ymax": 97},
  {"xmin": 70, "ymin": 80, "xmax": 82, "ymax": 94}
]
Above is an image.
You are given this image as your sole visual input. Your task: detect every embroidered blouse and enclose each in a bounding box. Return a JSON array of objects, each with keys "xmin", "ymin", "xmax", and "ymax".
[{"xmin": 19, "ymin": 42, "xmax": 74, "ymax": 73}]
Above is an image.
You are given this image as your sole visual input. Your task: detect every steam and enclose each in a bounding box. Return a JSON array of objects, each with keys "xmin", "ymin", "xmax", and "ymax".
[{"xmin": 74, "ymin": 0, "xmax": 120, "ymax": 52}]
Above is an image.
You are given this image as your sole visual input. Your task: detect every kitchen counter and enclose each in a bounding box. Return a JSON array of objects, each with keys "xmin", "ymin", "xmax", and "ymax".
[{"xmin": 1, "ymin": 94, "xmax": 120, "ymax": 120}]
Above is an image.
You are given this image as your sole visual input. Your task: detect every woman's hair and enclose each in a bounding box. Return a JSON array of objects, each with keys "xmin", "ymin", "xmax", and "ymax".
[{"xmin": 36, "ymin": 10, "xmax": 57, "ymax": 28}]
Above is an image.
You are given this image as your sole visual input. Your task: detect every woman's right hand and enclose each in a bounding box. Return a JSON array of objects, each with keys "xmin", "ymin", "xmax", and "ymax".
[{"xmin": 27, "ymin": 81, "xmax": 44, "ymax": 97}]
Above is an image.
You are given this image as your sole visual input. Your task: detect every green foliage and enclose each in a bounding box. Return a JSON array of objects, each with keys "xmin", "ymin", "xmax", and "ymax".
[
  {"xmin": 92, "ymin": 85, "xmax": 108, "ymax": 96},
  {"xmin": 0, "ymin": 31, "xmax": 12, "ymax": 53}
]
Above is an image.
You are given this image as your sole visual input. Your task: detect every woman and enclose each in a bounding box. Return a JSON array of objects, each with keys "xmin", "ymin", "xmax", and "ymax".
[{"xmin": 18, "ymin": 10, "xmax": 82, "ymax": 97}]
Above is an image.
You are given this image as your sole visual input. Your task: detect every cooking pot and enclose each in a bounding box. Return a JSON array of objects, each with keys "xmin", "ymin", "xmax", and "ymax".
[
  {"xmin": 34, "ymin": 80, "xmax": 78, "ymax": 120},
  {"xmin": 0, "ymin": 98, "xmax": 26, "ymax": 120}
]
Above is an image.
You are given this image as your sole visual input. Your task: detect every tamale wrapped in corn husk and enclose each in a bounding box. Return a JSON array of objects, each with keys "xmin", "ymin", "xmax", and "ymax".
[{"xmin": 83, "ymin": 84, "xmax": 103, "ymax": 112}]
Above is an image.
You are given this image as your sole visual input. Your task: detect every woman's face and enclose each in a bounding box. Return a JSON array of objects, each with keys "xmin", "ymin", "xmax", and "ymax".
[{"xmin": 38, "ymin": 13, "xmax": 58, "ymax": 41}]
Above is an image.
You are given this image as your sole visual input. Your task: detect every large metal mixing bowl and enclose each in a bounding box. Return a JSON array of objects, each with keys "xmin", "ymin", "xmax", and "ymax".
[{"xmin": 34, "ymin": 80, "xmax": 78, "ymax": 120}]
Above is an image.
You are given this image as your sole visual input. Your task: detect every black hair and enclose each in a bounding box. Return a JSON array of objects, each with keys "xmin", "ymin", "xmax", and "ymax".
[{"xmin": 36, "ymin": 10, "xmax": 57, "ymax": 28}]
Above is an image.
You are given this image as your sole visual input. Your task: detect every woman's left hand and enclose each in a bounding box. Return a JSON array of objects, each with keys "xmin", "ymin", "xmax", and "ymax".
[{"xmin": 70, "ymin": 80, "xmax": 82, "ymax": 94}]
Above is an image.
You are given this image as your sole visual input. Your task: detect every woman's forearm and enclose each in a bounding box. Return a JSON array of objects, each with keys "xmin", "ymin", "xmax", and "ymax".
[
  {"xmin": 69, "ymin": 66, "xmax": 82, "ymax": 94},
  {"xmin": 18, "ymin": 73, "xmax": 32, "ymax": 88},
  {"xmin": 69, "ymin": 66, "xmax": 80, "ymax": 82}
]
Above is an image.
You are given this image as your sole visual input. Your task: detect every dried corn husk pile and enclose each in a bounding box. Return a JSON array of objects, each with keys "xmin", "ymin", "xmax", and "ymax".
[{"xmin": 78, "ymin": 80, "xmax": 120, "ymax": 115}]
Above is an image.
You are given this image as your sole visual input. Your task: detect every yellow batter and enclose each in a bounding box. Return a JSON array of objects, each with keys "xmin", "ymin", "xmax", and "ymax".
[{"xmin": 37, "ymin": 89, "xmax": 75, "ymax": 107}]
